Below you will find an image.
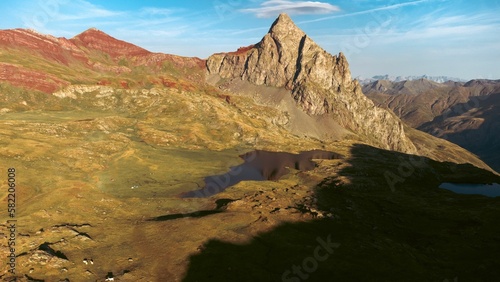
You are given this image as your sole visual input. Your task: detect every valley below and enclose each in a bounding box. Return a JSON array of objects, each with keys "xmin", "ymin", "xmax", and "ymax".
[
  {"xmin": 1, "ymin": 83, "xmax": 499, "ymax": 282},
  {"xmin": 363, "ymin": 78, "xmax": 500, "ymax": 172}
]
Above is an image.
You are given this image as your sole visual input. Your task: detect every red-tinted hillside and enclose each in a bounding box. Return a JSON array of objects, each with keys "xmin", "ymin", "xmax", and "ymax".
[
  {"xmin": 0, "ymin": 29, "xmax": 86, "ymax": 64},
  {"xmin": 0, "ymin": 28, "xmax": 205, "ymax": 93},
  {"xmin": 0, "ymin": 62, "xmax": 70, "ymax": 92},
  {"xmin": 70, "ymin": 28, "xmax": 151, "ymax": 58}
]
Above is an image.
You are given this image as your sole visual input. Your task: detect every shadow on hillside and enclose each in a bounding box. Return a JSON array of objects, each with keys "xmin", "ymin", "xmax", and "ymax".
[
  {"xmin": 149, "ymin": 210, "xmax": 223, "ymax": 221},
  {"xmin": 419, "ymin": 92, "xmax": 500, "ymax": 172},
  {"xmin": 180, "ymin": 144, "xmax": 500, "ymax": 282}
]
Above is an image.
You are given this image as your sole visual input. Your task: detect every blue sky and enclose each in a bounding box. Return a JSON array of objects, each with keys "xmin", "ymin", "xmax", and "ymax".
[{"xmin": 0, "ymin": 0, "xmax": 499, "ymax": 79}]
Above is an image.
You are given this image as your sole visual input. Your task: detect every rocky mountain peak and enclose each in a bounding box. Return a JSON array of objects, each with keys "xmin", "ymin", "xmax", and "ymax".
[
  {"xmin": 207, "ymin": 13, "xmax": 350, "ymax": 92},
  {"xmin": 268, "ymin": 13, "xmax": 305, "ymax": 40},
  {"xmin": 206, "ymin": 13, "xmax": 417, "ymax": 154},
  {"xmin": 271, "ymin": 13, "xmax": 294, "ymax": 26}
]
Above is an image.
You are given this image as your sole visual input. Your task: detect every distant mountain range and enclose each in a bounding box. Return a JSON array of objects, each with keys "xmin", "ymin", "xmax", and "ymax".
[
  {"xmin": 357, "ymin": 74, "xmax": 467, "ymax": 85},
  {"xmin": 364, "ymin": 78, "xmax": 500, "ymax": 172}
]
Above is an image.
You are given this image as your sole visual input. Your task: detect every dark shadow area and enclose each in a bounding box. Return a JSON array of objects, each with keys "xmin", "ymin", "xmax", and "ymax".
[
  {"xmin": 38, "ymin": 242, "xmax": 68, "ymax": 260},
  {"xmin": 24, "ymin": 274, "xmax": 45, "ymax": 282},
  {"xmin": 150, "ymin": 210, "xmax": 223, "ymax": 221},
  {"xmin": 440, "ymin": 182, "xmax": 500, "ymax": 197},
  {"xmin": 106, "ymin": 272, "xmax": 114, "ymax": 280},
  {"xmin": 215, "ymin": 198, "xmax": 240, "ymax": 209},
  {"xmin": 150, "ymin": 199, "xmax": 238, "ymax": 222},
  {"xmin": 181, "ymin": 144, "xmax": 500, "ymax": 281},
  {"xmin": 419, "ymin": 92, "xmax": 500, "ymax": 172},
  {"xmin": 181, "ymin": 150, "xmax": 343, "ymax": 198}
]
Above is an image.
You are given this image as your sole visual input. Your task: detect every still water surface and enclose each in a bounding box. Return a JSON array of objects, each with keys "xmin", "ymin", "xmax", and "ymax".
[{"xmin": 439, "ymin": 182, "xmax": 500, "ymax": 197}]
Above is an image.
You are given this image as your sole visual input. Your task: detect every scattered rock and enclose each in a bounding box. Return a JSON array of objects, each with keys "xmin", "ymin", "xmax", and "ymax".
[{"xmin": 105, "ymin": 272, "xmax": 114, "ymax": 281}]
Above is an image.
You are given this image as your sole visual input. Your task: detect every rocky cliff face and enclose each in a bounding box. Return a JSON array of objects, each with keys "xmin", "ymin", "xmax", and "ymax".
[{"xmin": 207, "ymin": 14, "xmax": 416, "ymax": 154}]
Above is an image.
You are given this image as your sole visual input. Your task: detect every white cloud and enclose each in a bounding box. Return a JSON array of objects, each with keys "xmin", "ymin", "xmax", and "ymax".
[
  {"xmin": 53, "ymin": 0, "xmax": 126, "ymax": 21},
  {"xmin": 19, "ymin": 0, "xmax": 126, "ymax": 33},
  {"xmin": 385, "ymin": 10, "xmax": 500, "ymax": 43},
  {"xmin": 140, "ymin": 7, "xmax": 176, "ymax": 17},
  {"xmin": 240, "ymin": 0, "xmax": 340, "ymax": 18},
  {"xmin": 298, "ymin": 0, "xmax": 431, "ymax": 24}
]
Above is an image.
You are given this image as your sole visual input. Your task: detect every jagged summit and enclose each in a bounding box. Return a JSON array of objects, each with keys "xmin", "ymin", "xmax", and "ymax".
[
  {"xmin": 206, "ymin": 13, "xmax": 417, "ymax": 154},
  {"xmin": 268, "ymin": 13, "xmax": 305, "ymax": 37},
  {"xmin": 207, "ymin": 13, "xmax": 351, "ymax": 94},
  {"xmin": 273, "ymin": 13, "xmax": 294, "ymax": 25}
]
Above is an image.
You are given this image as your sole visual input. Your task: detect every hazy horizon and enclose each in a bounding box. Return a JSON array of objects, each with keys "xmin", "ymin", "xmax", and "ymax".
[{"xmin": 1, "ymin": 0, "xmax": 499, "ymax": 80}]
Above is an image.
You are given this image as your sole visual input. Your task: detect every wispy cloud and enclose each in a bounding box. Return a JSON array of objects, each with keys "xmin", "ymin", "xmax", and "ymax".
[
  {"xmin": 298, "ymin": 0, "xmax": 431, "ymax": 24},
  {"xmin": 139, "ymin": 7, "xmax": 176, "ymax": 17},
  {"xmin": 232, "ymin": 0, "xmax": 432, "ymax": 35},
  {"xmin": 240, "ymin": 0, "xmax": 340, "ymax": 18},
  {"xmin": 385, "ymin": 24, "xmax": 496, "ymax": 42},
  {"xmin": 20, "ymin": 0, "xmax": 125, "ymax": 30},
  {"xmin": 53, "ymin": 0, "xmax": 125, "ymax": 21},
  {"xmin": 385, "ymin": 9, "xmax": 500, "ymax": 43}
]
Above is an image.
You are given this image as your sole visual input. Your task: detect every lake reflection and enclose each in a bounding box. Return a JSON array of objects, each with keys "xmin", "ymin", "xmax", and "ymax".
[
  {"xmin": 439, "ymin": 182, "xmax": 500, "ymax": 197},
  {"xmin": 181, "ymin": 150, "xmax": 342, "ymax": 198}
]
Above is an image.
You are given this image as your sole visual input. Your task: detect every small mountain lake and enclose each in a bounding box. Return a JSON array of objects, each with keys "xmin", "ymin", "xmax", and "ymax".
[
  {"xmin": 439, "ymin": 182, "xmax": 500, "ymax": 197},
  {"xmin": 181, "ymin": 150, "xmax": 342, "ymax": 198}
]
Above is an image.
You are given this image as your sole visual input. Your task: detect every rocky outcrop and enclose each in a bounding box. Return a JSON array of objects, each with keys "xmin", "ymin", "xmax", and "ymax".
[
  {"xmin": 52, "ymin": 85, "xmax": 114, "ymax": 99},
  {"xmin": 207, "ymin": 13, "xmax": 416, "ymax": 153}
]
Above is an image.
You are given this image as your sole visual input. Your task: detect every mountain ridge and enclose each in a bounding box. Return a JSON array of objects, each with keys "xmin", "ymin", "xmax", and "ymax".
[
  {"xmin": 207, "ymin": 13, "xmax": 416, "ymax": 154},
  {"xmin": 1, "ymin": 13, "xmax": 500, "ymax": 281},
  {"xmin": 364, "ymin": 78, "xmax": 500, "ymax": 171},
  {"xmin": 70, "ymin": 27, "xmax": 151, "ymax": 58},
  {"xmin": 0, "ymin": 27, "xmax": 205, "ymax": 93},
  {"xmin": 0, "ymin": 14, "xmax": 495, "ymax": 171},
  {"xmin": 357, "ymin": 74, "xmax": 468, "ymax": 85}
]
